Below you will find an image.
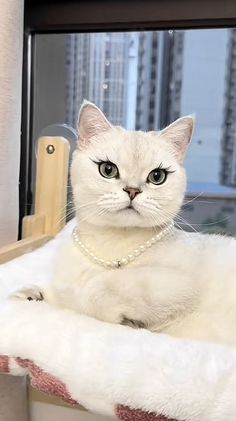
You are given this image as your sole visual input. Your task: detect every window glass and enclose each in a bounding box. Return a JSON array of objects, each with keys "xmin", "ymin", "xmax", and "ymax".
[{"xmin": 33, "ymin": 29, "xmax": 236, "ymax": 235}]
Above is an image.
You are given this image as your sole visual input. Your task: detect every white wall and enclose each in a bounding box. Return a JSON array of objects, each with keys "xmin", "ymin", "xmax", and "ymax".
[{"xmin": 0, "ymin": 0, "xmax": 24, "ymax": 245}]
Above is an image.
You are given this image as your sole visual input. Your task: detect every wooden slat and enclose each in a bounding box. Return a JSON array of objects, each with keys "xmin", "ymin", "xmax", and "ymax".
[
  {"xmin": 0, "ymin": 235, "xmax": 52, "ymax": 264},
  {"xmin": 22, "ymin": 215, "xmax": 46, "ymax": 238},
  {"xmin": 34, "ymin": 136, "xmax": 70, "ymax": 237}
]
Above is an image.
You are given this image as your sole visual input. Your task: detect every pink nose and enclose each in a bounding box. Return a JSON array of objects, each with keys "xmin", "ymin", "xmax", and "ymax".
[{"xmin": 123, "ymin": 187, "xmax": 142, "ymax": 200}]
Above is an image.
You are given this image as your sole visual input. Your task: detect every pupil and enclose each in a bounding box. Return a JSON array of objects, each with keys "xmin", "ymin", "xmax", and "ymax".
[
  {"xmin": 154, "ymin": 170, "xmax": 160, "ymax": 181},
  {"xmin": 105, "ymin": 165, "xmax": 112, "ymax": 175}
]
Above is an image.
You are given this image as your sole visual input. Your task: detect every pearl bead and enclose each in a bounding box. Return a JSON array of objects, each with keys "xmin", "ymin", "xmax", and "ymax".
[
  {"xmin": 72, "ymin": 223, "xmax": 174, "ymax": 269},
  {"xmin": 105, "ymin": 261, "xmax": 112, "ymax": 267}
]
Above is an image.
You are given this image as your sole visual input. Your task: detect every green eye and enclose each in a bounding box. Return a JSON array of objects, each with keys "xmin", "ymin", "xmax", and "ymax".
[
  {"xmin": 147, "ymin": 169, "xmax": 167, "ymax": 185},
  {"xmin": 99, "ymin": 162, "xmax": 119, "ymax": 179}
]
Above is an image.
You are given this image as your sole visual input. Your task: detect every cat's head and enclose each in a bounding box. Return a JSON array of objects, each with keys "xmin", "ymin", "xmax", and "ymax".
[{"xmin": 71, "ymin": 101, "xmax": 194, "ymax": 228}]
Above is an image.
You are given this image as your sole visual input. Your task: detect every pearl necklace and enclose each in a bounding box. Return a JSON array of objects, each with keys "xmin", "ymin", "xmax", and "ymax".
[{"xmin": 72, "ymin": 222, "xmax": 174, "ymax": 269}]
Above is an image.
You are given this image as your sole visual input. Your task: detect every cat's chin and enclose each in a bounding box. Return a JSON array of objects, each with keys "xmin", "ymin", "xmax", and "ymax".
[{"xmin": 84, "ymin": 210, "xmax": 171, "ymax": 229}]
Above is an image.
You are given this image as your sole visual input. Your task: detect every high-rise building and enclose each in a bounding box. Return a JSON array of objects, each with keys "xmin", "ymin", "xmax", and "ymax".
[
  {"xmin": 65, "ymin": 32, "xmax": 134, "ymax": 129},
  {"xmin": 65, "ymin": 34, "xmax": 90, "ymax": 130},
  {"xmin": 221, "ymin": 29, "xmax": 236, "ymax": 187},
  {"xmin": 181, "ymin": 29, "xmax": 228, "ymax": 185},
  {"xmin": 158, "ymin": 31, "xmax": 185, "ymax": 129},
  {"xmin": 124, "ymin": 33, "xmax": 139, "ymax": 130},
  {"xmin": 135, "ymin": 31, "xmax": 184, "ymax": 131},
  {"xmin": 135, "ymin": 32, "xmax": 158, "ymax": 131}
]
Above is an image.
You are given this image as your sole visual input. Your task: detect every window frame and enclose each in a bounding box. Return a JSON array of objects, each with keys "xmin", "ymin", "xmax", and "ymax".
[{"xmin": 20, "ymin": 0, "xmax": 236, "ymax": 235}]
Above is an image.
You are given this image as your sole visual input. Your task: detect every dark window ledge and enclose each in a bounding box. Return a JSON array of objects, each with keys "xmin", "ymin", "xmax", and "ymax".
[{"xmin": 25, "ymin": 0, "xmax": 236, "ymax": 33}]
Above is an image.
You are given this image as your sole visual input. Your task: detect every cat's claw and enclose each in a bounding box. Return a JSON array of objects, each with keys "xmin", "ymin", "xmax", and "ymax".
[{"xmin": 11, "ymin": 287, "xmax": 44, "ymax": 302}]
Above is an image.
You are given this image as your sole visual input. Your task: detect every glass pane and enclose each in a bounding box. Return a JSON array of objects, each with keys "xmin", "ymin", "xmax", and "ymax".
[{"xmin": 32, "ymin": 29, "xmax": 236, "ymax": 235}]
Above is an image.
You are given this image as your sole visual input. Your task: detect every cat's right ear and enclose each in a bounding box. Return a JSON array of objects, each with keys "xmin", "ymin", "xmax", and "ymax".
[{"xmin": 77, "ymin": 100, "xmax": 112, "ymax": 148}]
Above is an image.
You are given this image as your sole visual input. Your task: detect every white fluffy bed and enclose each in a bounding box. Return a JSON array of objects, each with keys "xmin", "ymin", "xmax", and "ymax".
[{"xmin": 0, "ymin": 220, "xmax": 236, "ymax": 421}]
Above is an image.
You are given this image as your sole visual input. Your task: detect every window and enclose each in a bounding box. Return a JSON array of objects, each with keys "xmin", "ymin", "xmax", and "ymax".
[{"xmin": 21, "ymin": 0, "xmax": 236, "ymax": 237}]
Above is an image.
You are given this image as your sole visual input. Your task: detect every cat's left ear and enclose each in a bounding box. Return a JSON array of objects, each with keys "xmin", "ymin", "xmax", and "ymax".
[
  {"xmin": 77, "ymin": 100, "xmax": 112, "ymax": 148},
  {"xmin": 160, "ymin": 115, "xmax": 195, "ymax": 162}
]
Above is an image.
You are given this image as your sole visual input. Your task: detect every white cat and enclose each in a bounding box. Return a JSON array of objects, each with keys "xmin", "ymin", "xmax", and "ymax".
[{"xmin": 16, "ymin": 101, "xmax": 236, "ymax": 346}]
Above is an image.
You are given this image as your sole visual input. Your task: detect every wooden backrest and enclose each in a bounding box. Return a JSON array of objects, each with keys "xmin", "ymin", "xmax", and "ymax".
[{"xmin": 0, "ymin": 136, "xmax": 70, "ymax": 263}]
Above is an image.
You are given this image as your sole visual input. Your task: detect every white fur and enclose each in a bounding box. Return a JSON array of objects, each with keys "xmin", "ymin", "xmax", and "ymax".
[
  {"xmin": 1, "ymin": 236, "xmax": 236, "ymax": 420},
  {"xmin": 43, "ymin": 102, "xmax": 236, "ymax": 346}
]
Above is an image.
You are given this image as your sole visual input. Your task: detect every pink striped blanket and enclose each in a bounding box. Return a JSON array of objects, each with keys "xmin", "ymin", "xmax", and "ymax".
[{"xmin": 0, "ymin": 353, "xmax": 171, "ymax": 420}]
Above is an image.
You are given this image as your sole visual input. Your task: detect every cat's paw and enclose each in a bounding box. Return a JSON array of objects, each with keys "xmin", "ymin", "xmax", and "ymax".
[
  {"xmin": 120, "ymin": 316, "xmax": 146, "ymax": 329},
  {"xmin": 11, "ymin": 286, "xmax": 44, "ymax": 302}
]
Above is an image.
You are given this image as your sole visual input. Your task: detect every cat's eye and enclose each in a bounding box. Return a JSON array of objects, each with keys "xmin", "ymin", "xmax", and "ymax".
[
  {"xmin": 98, "ymin": 161, "xmax": 119, "ymax": 179},
  {"xmin": 147, "ymin": 169, "xmax": 167, "ymax": 185}
]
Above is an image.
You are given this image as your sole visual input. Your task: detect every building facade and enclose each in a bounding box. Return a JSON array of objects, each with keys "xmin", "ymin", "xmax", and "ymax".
[
  {"xmin": 181, "ymin": 29, "xmax": 228, "ymax": 184},
  {"xmin": 65, "ymin": 32, "xmax": 132, "ymax": 129},
  {"xmin": 221, "ymin": 29, "xmax": 236, "ymax": 187},
  {"xmin": 135, "ymin": 30, "xmax": 184, "ymax": 131}
]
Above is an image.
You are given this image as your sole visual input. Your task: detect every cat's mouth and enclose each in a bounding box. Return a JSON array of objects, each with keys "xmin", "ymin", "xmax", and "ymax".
[{"xmin": 122, "ymin": 204, "xmax": 140, "ymax": 214}]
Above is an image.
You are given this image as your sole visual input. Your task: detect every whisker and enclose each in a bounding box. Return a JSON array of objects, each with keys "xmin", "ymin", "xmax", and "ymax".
[{"xmin": 183, "ymin": 192, "xmax": 204, "ymax": 205}]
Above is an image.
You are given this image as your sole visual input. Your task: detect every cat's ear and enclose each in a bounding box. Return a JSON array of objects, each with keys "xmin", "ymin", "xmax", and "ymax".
[
  {"xmin": 77, "ymin": 100, "xmax": 112, "ymax": 147},
  {"xmin": 160, "ymin": 115, "xmax": 195, "ymax": 162}
]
